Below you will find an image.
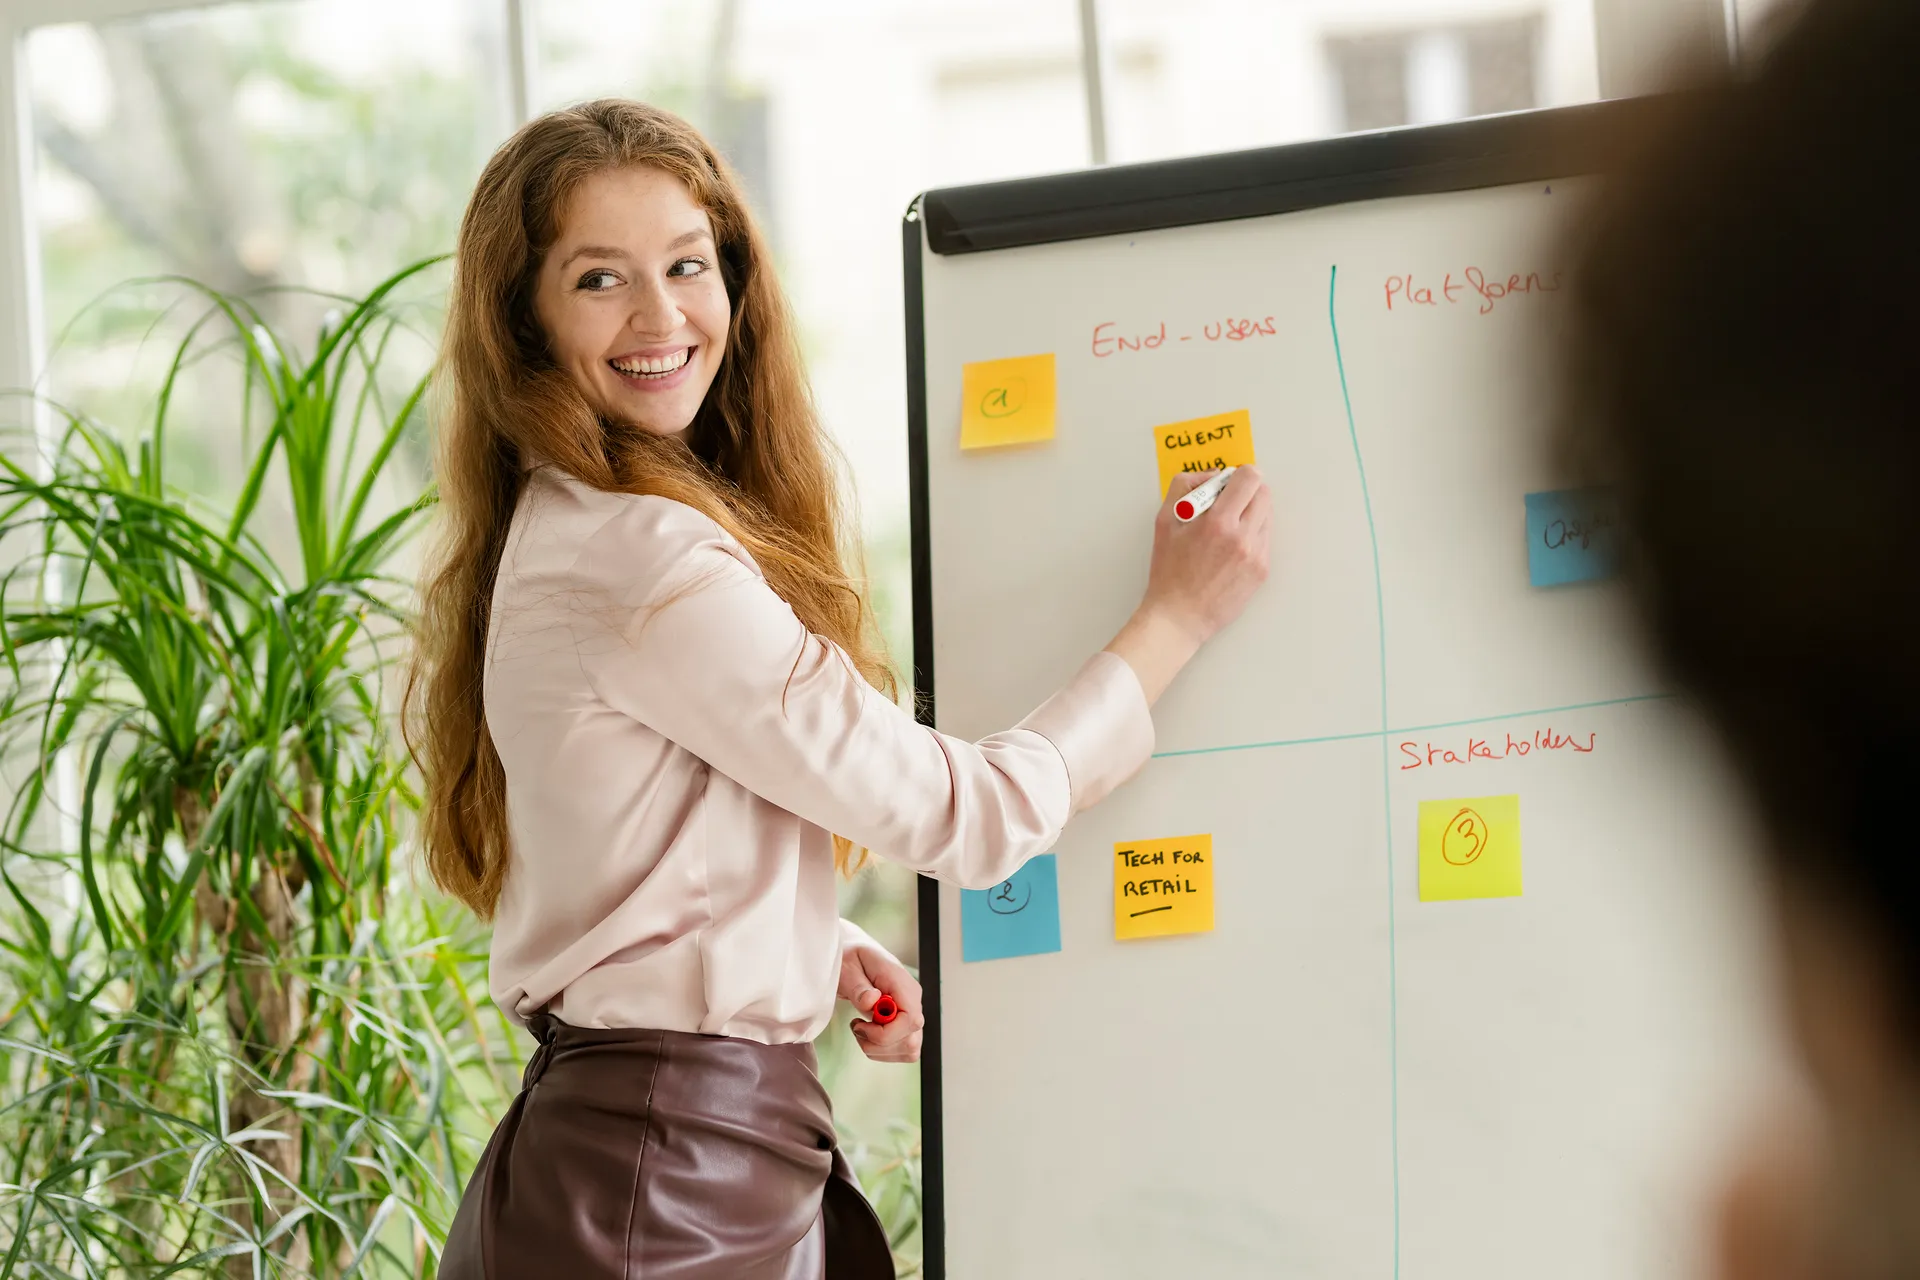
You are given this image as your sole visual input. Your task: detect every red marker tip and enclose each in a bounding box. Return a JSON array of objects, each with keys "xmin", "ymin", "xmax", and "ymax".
[
  {"xmin": 871, "ymin": 993, "xmax": 900, "ymax": 1024},
  {"xmin": 1175, "ymin": 499, "xmax": 1195, "ymax": 520}
]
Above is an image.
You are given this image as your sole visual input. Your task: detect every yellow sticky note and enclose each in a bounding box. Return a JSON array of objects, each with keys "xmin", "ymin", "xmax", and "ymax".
[
  {"xmin": 960, "ymin": 353, "xmax": 1056, "ymax": 449},
  {"xmin": 1418, "ymin": 795, "xmax": 1522, "ymax": 902},
  {"xmin": 1114, "ymin": 834, "xmax": 1215, "ymax": 940},
  {"xmin": 1153, "ymin": 408, "xmax": 1257, "ymax": 497}
]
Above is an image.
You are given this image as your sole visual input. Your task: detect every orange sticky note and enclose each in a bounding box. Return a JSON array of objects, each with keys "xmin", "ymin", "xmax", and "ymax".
[
  {"xmin": 1153, "ymin": 409, "xmax": 1256, "ymax": 497},
  {"xmin": 960, "ymin": 353, "xmax": 1056, "ymax": 450},
  {"xmin": 1113, "ymin": 833, "xmax": 1215, "ymax": 940},
  {"xmin": 1417, "ymin": 795, "xmax": 1523, "ymax": 902}
]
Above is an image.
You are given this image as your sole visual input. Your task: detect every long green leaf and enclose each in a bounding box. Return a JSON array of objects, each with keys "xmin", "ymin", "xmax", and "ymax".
[{"xmin": 77, "ymin": 710, "xmax": 144, "ymax": 954}]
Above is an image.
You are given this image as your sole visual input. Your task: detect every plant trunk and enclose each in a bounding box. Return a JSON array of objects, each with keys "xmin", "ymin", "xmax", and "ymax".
[
  {"xmin": 179, "ymin": 784, "xmax": 313, "ymax": 1276},
  {"xmin": 180, "ymin": 788, "xmax": 226, "ymax": 944},
  {"xmin": 225, "ymin": 859, "xmax": 309, "ymax": 1276}
]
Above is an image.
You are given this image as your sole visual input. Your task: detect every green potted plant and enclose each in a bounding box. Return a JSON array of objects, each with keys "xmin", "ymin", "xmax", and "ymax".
[{"xmin": 0, "ymin": 263, "xmax": 520, "ymax": 1277}]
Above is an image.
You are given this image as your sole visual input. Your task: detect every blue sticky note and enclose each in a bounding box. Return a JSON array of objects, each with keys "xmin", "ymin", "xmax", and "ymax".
[
  {"xmin": 1524, "ymin": 488, "xmax": 1620, "ymax": 587},
  {"xmin": 961, "ymin": 854, "xmax": 1062, "ymax": 962}
]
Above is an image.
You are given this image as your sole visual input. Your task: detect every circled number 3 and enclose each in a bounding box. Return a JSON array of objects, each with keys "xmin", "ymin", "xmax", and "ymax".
[{"xmin": 1442, "ymin": 807, "xmax": 1489, "ymax": 867}]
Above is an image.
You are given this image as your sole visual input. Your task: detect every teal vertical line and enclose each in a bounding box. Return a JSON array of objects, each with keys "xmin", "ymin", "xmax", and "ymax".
[{"xmin": 1330, "ymin": 263, "xmax": 1401, "ymax": 1279}]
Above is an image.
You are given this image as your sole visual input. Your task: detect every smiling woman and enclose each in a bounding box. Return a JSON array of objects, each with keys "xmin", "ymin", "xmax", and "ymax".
[{"xmin": 404, "ymin": 97, "xmax": 1272, "ymax": 1279}]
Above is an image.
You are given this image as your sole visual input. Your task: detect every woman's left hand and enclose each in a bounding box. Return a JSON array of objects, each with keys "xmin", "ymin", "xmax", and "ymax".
[{"xmin": 838, "ymin": 926, "xmax": 925, "ymax": 1064}]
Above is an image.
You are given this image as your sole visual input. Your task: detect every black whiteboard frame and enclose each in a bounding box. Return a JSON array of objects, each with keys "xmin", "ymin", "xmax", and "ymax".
[{"xmin": 901, "ymin": 95, "xmax": 1662, "ymax": 1280}]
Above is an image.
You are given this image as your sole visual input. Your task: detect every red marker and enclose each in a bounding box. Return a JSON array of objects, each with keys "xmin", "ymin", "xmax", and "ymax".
[
  {"xmin": 1174, "ymin": 466, "xmax": 1237, "ymax": 522},
  {"xmin": 870, "ymin": 993, "xmax": 900, "ymax": 1025}
]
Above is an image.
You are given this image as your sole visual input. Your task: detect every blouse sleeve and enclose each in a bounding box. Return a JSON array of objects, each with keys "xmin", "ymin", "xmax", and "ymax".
[{"xmin": 568, "ymin": 495, "xmax": 1154, "ymax": 890}]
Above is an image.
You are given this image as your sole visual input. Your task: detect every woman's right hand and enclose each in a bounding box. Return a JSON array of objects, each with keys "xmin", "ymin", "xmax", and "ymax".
[
  {"xmin": 1144, "ymin": 467, "xmax": 1272, "ymax": 644},
  {"xmin": 1104, "ymin": 466, "xmax": 1272, "ymax": 705}
]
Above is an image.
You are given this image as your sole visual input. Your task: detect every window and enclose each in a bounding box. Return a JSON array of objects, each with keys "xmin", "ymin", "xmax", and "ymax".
[
  {"xmin": 1096, "ymin": 0, "xmax": 1597, "ymax": 162},
  {"xmin": 1328, "ymin": 16, "xmax": 1545, "ymax": 133},
  {"xmin": 25, "ymin": 0, "xmax": 510, "ymax": 505}
]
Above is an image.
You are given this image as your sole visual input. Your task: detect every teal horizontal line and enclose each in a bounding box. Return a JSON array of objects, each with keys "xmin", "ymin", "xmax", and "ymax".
[{"xmin": 1149, "ymin": 692, "xmax": 1672, "ymax": 761}]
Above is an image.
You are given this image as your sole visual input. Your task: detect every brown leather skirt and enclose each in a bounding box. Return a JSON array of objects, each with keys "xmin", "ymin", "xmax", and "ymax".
[{"xmin": 440, "ymin": 1014, "xmax": 895, "ymax": 1279}]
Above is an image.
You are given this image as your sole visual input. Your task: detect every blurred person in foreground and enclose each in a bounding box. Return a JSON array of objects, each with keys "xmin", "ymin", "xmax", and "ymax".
[{"xmin": 1561, "ymin": 1, "xmax": 1920, "ymax": 1276}]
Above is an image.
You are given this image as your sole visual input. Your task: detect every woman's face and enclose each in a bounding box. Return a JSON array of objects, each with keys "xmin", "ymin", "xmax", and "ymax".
[{"xmin": 532, "ymin": 165, "xmax": 730, "ymax": 439}]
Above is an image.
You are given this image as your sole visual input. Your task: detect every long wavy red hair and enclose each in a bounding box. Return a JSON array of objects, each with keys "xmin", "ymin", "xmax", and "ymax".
[{"xmin": 404, "ymin": 100, "xmax": 893, "ymax": 919}]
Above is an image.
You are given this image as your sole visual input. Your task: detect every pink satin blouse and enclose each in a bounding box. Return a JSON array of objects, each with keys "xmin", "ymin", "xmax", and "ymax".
[{"xmin": 481, "ymin": 464, "xmax": 1155, "ymax": 1043}]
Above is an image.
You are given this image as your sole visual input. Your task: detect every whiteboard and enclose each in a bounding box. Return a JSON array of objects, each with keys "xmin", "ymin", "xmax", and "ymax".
[{"xmin": 905, "ymin": 105, "xmax": 1784, "ymax": 1280}]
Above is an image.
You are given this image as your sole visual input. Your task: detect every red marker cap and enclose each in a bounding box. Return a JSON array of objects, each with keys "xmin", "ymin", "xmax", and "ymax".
[
  {"xmin": 871, "ymin": 993, "xmax": 900, "ymax": 1024},
  {"xmin": 1174, "ymin": 466, "xmax": 1237, "ymax": 523}
]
